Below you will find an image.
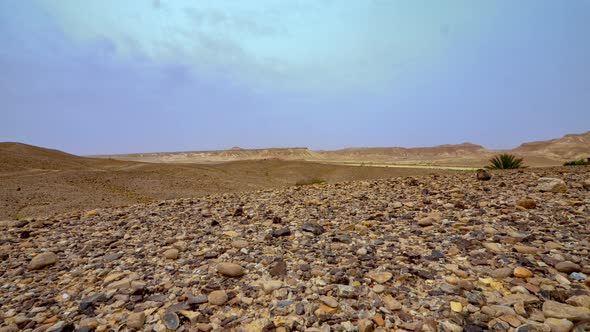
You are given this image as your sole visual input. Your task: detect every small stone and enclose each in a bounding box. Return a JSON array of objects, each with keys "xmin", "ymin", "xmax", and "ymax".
[
  {"xmin": 450, "ymin": 301, "xmax": 463, "ymax": 313},
  {"xmin": 555, "ymin": 261, "xmax": 581, "ymax": 273},
  {"xmin": 514, "ymin": 267, "xmax": 534, "ymax": 278},
  {"xmin": 382, "ymin": 295, "xmax": 402, "ymax": 311},
  {"xmin": 570, "ymin": 272, "xmax": 587, "ymax": 280},
  {"xmin": 583, "ymin": 179, "xmax": 590, "ymax": 191},
  {"xmin": 366, "ymin": 271, "xmax": 392, "ymax": 284},
  {"xmin": 358, "ymin": 319, "xmax": 374, "ymax": 332},
  {"xmin": 262, "ymin": 280, "xmax": 282, "ymax": 294},
  {"xmin": 187, "ymin": 294, "xmax": 208, "ymax": 305},
  {"xmin": 208, "ymin": 290, "xmax": 228, "ymax": 305},
  {"xmin": 490, "ymin": 267, "xmax": 513, "ymax": 279},
  {"xmin": 536, "ymin": 177, "xmax": 567, "ymax": 193},
  {"xmin": 544, "ymin": 318, "xmax": 574, "ymax": 332},
  {"xmin": 271, "ymin": 227, "xmax": 291, "ymax": 237},
  {"xmin": 126, "ymin": 312, "xmax": 145, "ymax": 330},
  {"xmin": 302, "ymin": 223, "xmax": 325, "ymax": 235},
  {"xmin": 483, "ymin": 242, "xmax": 503, "ymax": 252},
  {"xmin": 476, "ymin": 169, "xmax": 491, "ymax": 181},
  {"xmin": 195, "ymin": 323, "xmax": 213, "ymax": 332},
  {"xmin": 542, "ymin": 300, "xmax": 590, "ymax": 320},
  {"xmin": 516, "ymin": 199, "xmax": 536, "ymax": 209},
  {"xmin": 513, "ymin": 245, "xmax": 540, "ymax": 254},
  {"xmin": 162, "ymin": 312, "xmax": 180, "ymax": 330},
  {"xmin": 163, "ymin": 248, "xmax": 179, "ymax": 260},
  {"xmin": 217, "ymin": 262, "xmax": 245, "ymax": 277},
  {"xmin": 372, "ymin": 284, "xmax": 385, "ymax": 293},
  {"xmin": 320, "ymin": 295, "xmax": 339, "ymax": 308},
  {"xmin": 28, "ymin": 252, "xmax": 57, "ymax": 270},
  {"xmin": 269, "ymin": 259, "xmax": 287, "ymax": 278},
  {"xmin": 230, "ymin": 240, "xmax": 249, "ymax": 249}
]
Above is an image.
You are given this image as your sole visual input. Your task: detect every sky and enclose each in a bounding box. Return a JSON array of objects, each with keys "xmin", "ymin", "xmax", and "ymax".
[{"xmin": 1, "ymin": 1, "xmax": 589, "ymax": 155}]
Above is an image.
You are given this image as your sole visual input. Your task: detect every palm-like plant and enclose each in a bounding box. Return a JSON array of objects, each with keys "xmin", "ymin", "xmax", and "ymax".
[{"xmin": 486, "ymin": 154, "xmax": 523, "ymax": 170}]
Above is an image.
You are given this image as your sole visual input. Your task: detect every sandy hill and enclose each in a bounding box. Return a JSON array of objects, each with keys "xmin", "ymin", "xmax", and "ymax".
[
  {"xmin": 95, "ymin": 131, "xmax": 590, "ymax": 166},
  {"xmin": 511, "ymin": 131, "xmax": 590, "ymax": 161}
]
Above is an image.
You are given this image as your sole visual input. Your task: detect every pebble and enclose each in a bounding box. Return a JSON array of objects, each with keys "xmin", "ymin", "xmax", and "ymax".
[
  {"xmin": 126, "ymin": 312, "xmax": 145, "ymax": 329},
  {"xmin": 516, "ymin": 199, "xmax": 536, "ymax": 209},
  {"xmin": 555, "ymin": 261, "xmax": 581, "ymax": 273},
  {"xmin": 382, "ymin": 295, "xmax": 402, "ymax": 310},
  {"xmin": 513, "ymin": 267, "xmax": 534, "ymax": 278},
  {"xmin": 366, "ymin": 271, "xmax": 392, "ymax": 284},
  {"xmin": 163, "ymin": 248, "xmax": 179, "ymax": 260},
  {"xmin": 217, "ymin": 262, "xmax": 245, "ymax": 277},
  {"xmin": 320, "ymin": 296, "xmax": 339, "ymax": 308},
  {"xmin": 207, "ymin": 290, "xmax": 228, "ymax": 305}
]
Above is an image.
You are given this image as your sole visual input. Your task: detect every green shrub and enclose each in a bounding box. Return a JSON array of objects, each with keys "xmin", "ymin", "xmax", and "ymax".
[
  {"xmin": 563, "ymin": 159, "xmax": 590, "ymax": 166},
  {"xmin": 486, "ymin": 154, "xmax": 523, "ymax": 170},
  {"xmin": 295, "ymin": 178, "xmax": 326, "ymax": 186}
]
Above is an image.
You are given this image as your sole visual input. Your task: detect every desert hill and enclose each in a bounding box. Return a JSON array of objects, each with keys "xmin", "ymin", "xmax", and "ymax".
[
  {"xmin": 94, "ymin": 131, "xmax": 590, "ymax": 166},
  {"xmin": 511, "ymin": 131, "xmax": 590, "ymax": 161}
]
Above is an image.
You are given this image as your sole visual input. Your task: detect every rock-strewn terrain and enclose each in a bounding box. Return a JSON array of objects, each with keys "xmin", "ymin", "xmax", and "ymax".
[{"xmin": 1, "ymin": 167, "xmax": 589, "ymax": 332}]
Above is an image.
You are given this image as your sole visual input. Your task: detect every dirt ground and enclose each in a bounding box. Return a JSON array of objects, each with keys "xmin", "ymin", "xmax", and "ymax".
[{"xmin": 1, "ymin": 155, "xmax": 461, "ymax": 220}]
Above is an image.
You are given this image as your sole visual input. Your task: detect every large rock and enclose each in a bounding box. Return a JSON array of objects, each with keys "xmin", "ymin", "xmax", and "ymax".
[
  {"xmin": 542, "ymin": 300, "xmax": 590, "ymax": 321},
  {"xmin": 28, "ymin": 252, "xmax": 57, "ymax": 270},
  {"xmin": 536, "ymin": 178, "xmax": 567, "ymax": 193}
]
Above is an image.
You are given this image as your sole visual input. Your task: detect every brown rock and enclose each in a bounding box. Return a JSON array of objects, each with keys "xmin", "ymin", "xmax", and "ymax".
[
  {"xmin": 536, "ymin": 177, "xmax": 567, "ymax": 193},
  {"xmin": 555, "ymin": 261, "xmax": 581, "ymax": 273},
  {"xmin": 516, "ymin": 199, "xmax": 536, "ymax": 209},
  {"xmin": 542, "ymin": 300, "xmax": 590, "ymax": 321},
  {"xmin": 163, "ymin": 248, "xmax": 179, "ymax": 260},
  {"xmin": 208, "ymin": 290, "xmax": 228, "ymax": 305},
  {"xmin": 544, "ymin": 318, "xmax": 574, "ymax": 332},
  {"xmin": 513, "ymin": 267, "xmax": 534, "ymax": 278},
  {"xmin": 217, "ymin": 262, "xmax": 245, "ymax": 277},
  {"xmin": 126, "ymin": 312, "xmax": 145, "ymax": 330},
  {"xmin": 28, "ymin": 252, "xmax": 57, "ymax": 270},
  {"xmin": 476, "ymin": 169, "xmax": 492, "ymax": 181}
]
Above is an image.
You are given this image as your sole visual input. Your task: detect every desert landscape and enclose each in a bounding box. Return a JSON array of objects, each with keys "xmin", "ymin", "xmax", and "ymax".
[
  {"xmin": 1, "ymin": 132, "xmax": 590, "ymax": 331},
  {"xmin": 3, "ymin": 2, "xmax": 590, "ymax": 332}
]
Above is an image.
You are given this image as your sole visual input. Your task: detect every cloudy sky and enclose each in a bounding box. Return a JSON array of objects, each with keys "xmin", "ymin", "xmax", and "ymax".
[{"xmin": 1, "ymin": 1, "xmax": 589, "ymax": 154}]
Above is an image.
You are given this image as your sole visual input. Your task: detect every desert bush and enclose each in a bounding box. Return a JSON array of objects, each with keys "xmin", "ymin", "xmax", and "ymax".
[
  {"xmin": 563, "ymin": 159, "xmax": 590, "ymax": 166},
  {"xmin": 486, "ymin": 154, "xmax": 523, "ymax": 170},
  {"xmin": 295, "ymin": 178, "xmax": 326, "ymax": 186}
]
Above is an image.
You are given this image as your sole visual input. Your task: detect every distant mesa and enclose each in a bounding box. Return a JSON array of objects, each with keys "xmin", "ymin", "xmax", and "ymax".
[{"xmin": 2, "ymin": 131, "xmax": 589, "ymax": 168}]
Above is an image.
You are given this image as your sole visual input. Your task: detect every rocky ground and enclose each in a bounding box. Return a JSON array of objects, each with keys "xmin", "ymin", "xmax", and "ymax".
[{"xmin": 1, "ymin": 166, "xmax": 589, "ymax": 332}]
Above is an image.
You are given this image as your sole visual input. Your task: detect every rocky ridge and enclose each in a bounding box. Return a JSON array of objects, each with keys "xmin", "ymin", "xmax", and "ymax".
[{"xmin": 1, "ymin": 166, "xmax": 589, "ymax": 331}]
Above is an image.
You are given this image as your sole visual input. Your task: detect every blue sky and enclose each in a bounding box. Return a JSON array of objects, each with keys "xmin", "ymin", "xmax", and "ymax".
[{"xmin": 1, "ymin": 1, "xmax": 589, "ymax": 154}]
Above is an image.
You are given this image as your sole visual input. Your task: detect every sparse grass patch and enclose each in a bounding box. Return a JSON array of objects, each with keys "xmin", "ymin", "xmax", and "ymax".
[
  {"xmin": 563, "ymin": 159, "xmax": 590, "ymax": 166},
  {"xmin": 295, "ymin": 178, "xmax": 326, "ymax": 186},
  {"xmin": 486, "ymin": 154, "xmax": 523, "ymax": 170}
]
